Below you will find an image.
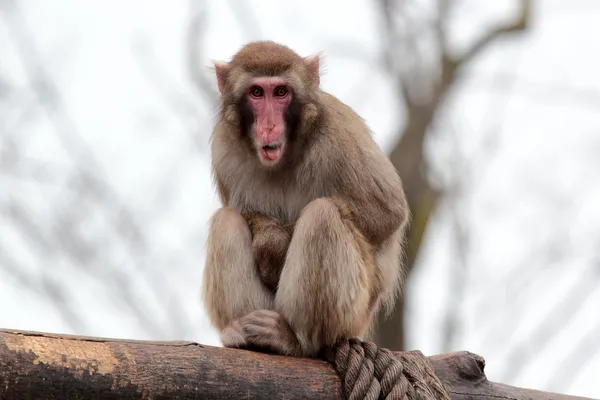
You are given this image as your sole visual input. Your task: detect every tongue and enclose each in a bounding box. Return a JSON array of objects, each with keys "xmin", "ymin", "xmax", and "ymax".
[{"xmin": 262, "ymin": 146, "xmax": 281, "ymax": 161}]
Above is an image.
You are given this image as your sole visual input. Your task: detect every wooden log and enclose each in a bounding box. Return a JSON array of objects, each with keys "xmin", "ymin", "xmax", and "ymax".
[{"xmin": 0, "ymin": 328, "xmax": 595, "ymax": 400}]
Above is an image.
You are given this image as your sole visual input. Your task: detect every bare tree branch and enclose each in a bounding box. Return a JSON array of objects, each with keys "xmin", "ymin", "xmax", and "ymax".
[
  {"xmin": 451, "ymin": 0, "xmax": 531, "ymax": 67},
  {"xmin": 374, "ymin": 0, "xmax": 532, "ymax": 350}
]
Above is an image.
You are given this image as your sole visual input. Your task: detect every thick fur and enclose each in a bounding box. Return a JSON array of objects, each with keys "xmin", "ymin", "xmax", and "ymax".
[
  {"xmin": 243, "ymin": 212, "xmax": 293, "ymax": 293},
  {"xmin": 203, "ymin": 41, "xmax": 410, "ymax": 357}
]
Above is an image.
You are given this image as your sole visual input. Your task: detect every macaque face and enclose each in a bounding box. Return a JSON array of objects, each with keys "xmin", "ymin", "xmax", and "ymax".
[{"xmin": 245, "ymin": 77, "xmax": 293, "ymax": 166}]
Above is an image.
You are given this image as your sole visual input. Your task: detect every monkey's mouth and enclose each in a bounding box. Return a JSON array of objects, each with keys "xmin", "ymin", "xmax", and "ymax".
[{"xmin": 260, "ymin": 142, "xmax": 283, "ymax": 162}]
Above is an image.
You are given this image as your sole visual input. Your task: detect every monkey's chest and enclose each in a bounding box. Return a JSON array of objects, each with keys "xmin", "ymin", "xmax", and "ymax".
[{"xmin": 230, "ymin": 180, "xmax": 322, "ymax": 223}]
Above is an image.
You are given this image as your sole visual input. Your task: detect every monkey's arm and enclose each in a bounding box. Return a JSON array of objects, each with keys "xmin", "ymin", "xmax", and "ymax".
[
  {"xmin": 317, "ymin": 99, "xmax": 409, "ymax": 248},
  {"xmin": 339, "ymin": 153, "xmax": 409, "ymax": 247}
]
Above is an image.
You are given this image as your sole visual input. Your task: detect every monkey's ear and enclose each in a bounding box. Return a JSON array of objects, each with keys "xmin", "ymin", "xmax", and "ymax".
[
  {"xmin": 304, "ymin": 53, "xmax": 322, "ymax": 87},
  {"xmin": 214, "ymin": 62, "xmax": 231, "ymax": 94}
]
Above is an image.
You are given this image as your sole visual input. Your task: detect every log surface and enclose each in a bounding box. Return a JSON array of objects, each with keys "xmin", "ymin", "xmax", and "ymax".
[{"xmin": 0, "ymin": 328, "xmax": 594, "ymax": 399}]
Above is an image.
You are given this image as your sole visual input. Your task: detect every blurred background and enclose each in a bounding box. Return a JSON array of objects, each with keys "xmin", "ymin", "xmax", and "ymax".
[{"xmin": 1, "ymin": 0, "xmax": 599, "ymax": 397}]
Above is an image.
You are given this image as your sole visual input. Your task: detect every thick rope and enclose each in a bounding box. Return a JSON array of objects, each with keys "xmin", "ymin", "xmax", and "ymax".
[{"xmin": 323, "ymin": 339, "xmax": 451, "ymax": 400}]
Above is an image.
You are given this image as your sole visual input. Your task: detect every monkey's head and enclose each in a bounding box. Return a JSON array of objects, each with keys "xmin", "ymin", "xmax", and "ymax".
[{"xmin": 214, "ymin": 41, "xmax": 321, "ymax": 168}]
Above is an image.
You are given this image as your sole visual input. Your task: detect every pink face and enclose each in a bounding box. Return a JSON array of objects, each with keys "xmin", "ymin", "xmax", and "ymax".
[{"xmin": 246, "ymin": 77, "xmax": 292, "ymax": 165}]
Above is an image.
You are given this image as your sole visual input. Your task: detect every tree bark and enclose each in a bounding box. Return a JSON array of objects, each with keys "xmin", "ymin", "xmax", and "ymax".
[{"xmin": 0, "ymin": 329, "xmax": 594, "ymax": 400}]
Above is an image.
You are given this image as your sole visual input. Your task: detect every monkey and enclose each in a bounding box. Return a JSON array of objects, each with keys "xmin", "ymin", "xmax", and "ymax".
[{"xmin": 202, "ymin": 41, "xmax": 409, "ymax": 358}]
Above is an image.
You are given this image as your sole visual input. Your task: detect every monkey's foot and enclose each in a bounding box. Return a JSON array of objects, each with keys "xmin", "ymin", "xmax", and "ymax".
[{"xmin": 220, "ymin": 309, "xmax": 301, "ymax": 356}]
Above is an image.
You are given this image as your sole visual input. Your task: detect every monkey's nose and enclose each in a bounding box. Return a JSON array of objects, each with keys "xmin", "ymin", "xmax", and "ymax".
[{"xmin": 259, "ymin": 123, "xmax": 275, "ymax": 137}]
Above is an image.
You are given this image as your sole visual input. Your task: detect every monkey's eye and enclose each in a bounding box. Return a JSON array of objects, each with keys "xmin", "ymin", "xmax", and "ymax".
[
  {"xmin": 274, "ymin": 86, "xmax": 288, "ymax": 97},
  {"xmin": 250, "ymin": 86, "xmax": 264, "ymax": 97}
]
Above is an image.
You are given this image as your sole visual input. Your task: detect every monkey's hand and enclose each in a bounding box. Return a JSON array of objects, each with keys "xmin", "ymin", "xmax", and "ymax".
[
  {"xmin": 220, "ymin": 309, "xmax": 302, "ymax": 356},
  {"xmin": 242, "ymin": 212, "xmax": 293, "ymax": 292}
]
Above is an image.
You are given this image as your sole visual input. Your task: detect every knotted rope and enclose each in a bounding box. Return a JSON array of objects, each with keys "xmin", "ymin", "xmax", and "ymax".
[{"xmin": 323, "ymin": 339, "xmax": 450, "ymax": 400}]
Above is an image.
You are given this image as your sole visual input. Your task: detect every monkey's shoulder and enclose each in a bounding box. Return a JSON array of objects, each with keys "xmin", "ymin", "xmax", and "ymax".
[
  {"xmin": 317, "ymin": 92, "xmax": 371, "ymax": 134},
  {"xmin": 303, "ymin": 124, "xmax": 383, "ymax": 181}
]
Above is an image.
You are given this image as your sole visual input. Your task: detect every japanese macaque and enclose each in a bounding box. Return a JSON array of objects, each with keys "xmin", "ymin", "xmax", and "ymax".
[{"xmin": 202, "ymin": 41, "xmax": 409, "ymax": 358}]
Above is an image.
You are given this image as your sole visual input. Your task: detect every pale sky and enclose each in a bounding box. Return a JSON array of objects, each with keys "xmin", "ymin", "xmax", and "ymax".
[{"xmin": 1, "ymin": 0, "xmax": 599, "ymax": 397}]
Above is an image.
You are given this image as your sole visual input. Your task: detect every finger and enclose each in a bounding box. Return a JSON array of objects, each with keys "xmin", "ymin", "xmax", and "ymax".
[{"xmin": 221, "ymin": 325, "xmax": 247, "ymax": 348}]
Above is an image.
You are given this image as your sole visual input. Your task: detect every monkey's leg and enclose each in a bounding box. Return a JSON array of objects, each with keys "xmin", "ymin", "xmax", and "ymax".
[
  {"xmin": 222, "ymin": 198, "xmax": 374, "ymax": 357},
  {"xmin": 276, "ymin": 198, "xmax": 374, "ymax": 356},
  {"xmin": 202, "ymin": 208, "xmax": 274, "ymax": 337}
]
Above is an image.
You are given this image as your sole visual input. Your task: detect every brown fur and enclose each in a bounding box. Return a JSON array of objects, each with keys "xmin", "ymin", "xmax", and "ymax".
[
  {"xmin": 243, "ymin": 212, "xmax": 293, "ymax": 293},
  {"xmin": 202, "ymin": 41, "xmax": 410, "ymax": 357}
]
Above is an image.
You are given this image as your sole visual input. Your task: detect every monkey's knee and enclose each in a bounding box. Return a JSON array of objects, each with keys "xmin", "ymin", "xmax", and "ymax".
[
  {"xmin": 210, "ymin": 207, "xmax": 249, "ymax": 232},
  {"xmin": 293, "ymin": 198, "xmax": 359, "ymax": 250},
  {"xmin": 204, "ymin": 207, "xmax": 272, "ymax": 330},
  {"xmin": 277, "ymin": 198, "xmax": 372, "ymax": 354},
  {"xmin": 209, "ymin": 207, "xmax": 252, "ymax": 246},
  {"xmin": 297, "ymin": 198, "xmax": 342, "ymax": 231}
]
